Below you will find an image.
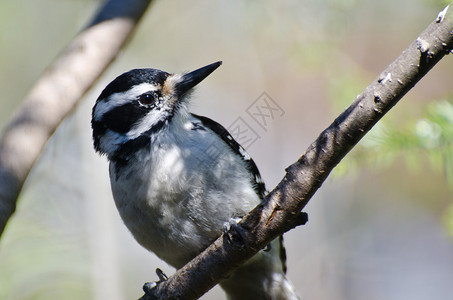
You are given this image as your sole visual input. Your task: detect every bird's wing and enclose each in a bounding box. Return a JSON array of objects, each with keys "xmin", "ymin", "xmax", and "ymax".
[
  {"xmin": 191, "ymin": 113, "xmax": 266, "ymax": 199},
  {"xmin": 191, "ymin": 114, "xmax": 291, "ymax": 276}
]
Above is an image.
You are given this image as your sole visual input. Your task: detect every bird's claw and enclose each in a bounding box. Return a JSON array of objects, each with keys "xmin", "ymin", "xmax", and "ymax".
[
  {"xmin": 142, "ymin": 268, "xmax": 168, "ymax": 295},
  {"xmin": 155, "ymin": 268, "xmax": 168, "ymax": 282},
  {"xmin": 143, "ymin": 282, "xmax": 157, "ymax": 295},
  {"xmin": 223, "ymin": 217, "xmax": 246, "ymax": 246}
]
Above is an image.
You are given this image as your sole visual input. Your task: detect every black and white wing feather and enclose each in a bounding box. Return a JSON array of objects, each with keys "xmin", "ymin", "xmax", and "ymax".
[
  {"xmin": 191, "ymin": 114, "xmax": 266, "ymax": 200},
  {"xmin": 192, "ymin": 114, "xmax": 290, "ymax": 274}
]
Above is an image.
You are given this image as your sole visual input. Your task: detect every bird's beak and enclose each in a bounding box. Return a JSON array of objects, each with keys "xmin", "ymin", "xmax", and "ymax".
[{"xmin": 174, "ymin": 61, "xmax": 222, "ymax": 97}]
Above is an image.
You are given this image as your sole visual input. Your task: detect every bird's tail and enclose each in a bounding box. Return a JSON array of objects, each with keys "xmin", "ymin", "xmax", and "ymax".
[{"xmin": 220, "ymin": 237, "xmax": 300, "ymax": 300}]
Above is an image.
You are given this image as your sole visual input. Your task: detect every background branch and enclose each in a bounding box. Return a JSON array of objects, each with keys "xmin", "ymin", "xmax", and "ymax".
[
  {"xmin": 143, "ymin": 4, "xmax": 453, "ymax": 299},
  {"xmin": 0, "ymin": 0, "xmax": 153, "ymax": 237}
]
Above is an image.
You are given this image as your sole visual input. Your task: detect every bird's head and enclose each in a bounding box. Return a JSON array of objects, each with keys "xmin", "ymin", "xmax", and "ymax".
[{"xmin": 91, "ymin": 61, "xmax": 222, "ymax": 158}]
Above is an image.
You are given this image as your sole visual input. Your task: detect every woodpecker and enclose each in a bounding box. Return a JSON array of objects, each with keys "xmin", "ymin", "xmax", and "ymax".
[{"xmin": 91, "ymin": 62, "xmax": 300, "ymax": 299}]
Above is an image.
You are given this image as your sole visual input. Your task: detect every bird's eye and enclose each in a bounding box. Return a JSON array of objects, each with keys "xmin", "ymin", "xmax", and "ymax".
[{"xmin": 138, "ymin": 93, "xmax": 156, "ymax": 106}]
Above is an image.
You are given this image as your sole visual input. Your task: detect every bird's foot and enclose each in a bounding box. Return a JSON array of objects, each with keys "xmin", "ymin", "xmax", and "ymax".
[
  {"xmin": 223, "ymin": 217, "xmax": 246, "ymax": 246},
  {"xmin": 142, "ymin": 268, "xmax": 168, "ymax": 297}
]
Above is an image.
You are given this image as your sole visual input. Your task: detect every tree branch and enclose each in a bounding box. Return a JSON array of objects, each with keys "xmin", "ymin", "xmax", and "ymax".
[
  {"xmin": 142, "ymin": 4, "xmax": 453, "ymax": 299},
  {"xmin": 0, "ymin": 0, "xmax": 153, "ymax": 237}
]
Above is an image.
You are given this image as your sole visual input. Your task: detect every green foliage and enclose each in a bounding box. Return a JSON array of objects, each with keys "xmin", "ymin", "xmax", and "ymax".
[
  {"xmin": 333, "ymin": 96, "xmax": 453, "ymax": 236},
  {"xmin": 326, "ymin": 58, "xmax": 453, "ymax": 235},
  {"xmin": 346, "ymin": 99, "xmax": 453, "ymax": 185},
  {"xmin": 327, "ymin": 63, "xmax": 453, "ymax": 185}
]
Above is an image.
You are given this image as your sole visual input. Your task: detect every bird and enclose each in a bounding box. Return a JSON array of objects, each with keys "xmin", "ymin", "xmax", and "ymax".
[{"xmin": 91, "ymin": 61, "xmax": 300, "ymax": 299}]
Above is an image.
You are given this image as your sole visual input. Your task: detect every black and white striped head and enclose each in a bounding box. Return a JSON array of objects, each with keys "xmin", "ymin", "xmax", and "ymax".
[{"xmin": 92, "ymin": 61, "xmax": 222, "ymax": 158}]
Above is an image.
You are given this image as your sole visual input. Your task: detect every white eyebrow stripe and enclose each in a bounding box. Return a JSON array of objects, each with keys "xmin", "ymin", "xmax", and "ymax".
[{"xmin": 93, "ymin": 82, "xmax": 159, "ymax": 121}]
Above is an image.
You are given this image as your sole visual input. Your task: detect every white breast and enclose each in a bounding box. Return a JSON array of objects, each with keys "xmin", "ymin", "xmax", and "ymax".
[{"xmin": 109, "ymin": 116, "xmax": 261, "ymax": 268}]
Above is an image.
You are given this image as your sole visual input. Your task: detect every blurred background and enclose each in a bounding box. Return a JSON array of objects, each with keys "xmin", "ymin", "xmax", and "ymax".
[{"xmin": 1, "ymin": 0, "xmax": 452, "ymax": 299}]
